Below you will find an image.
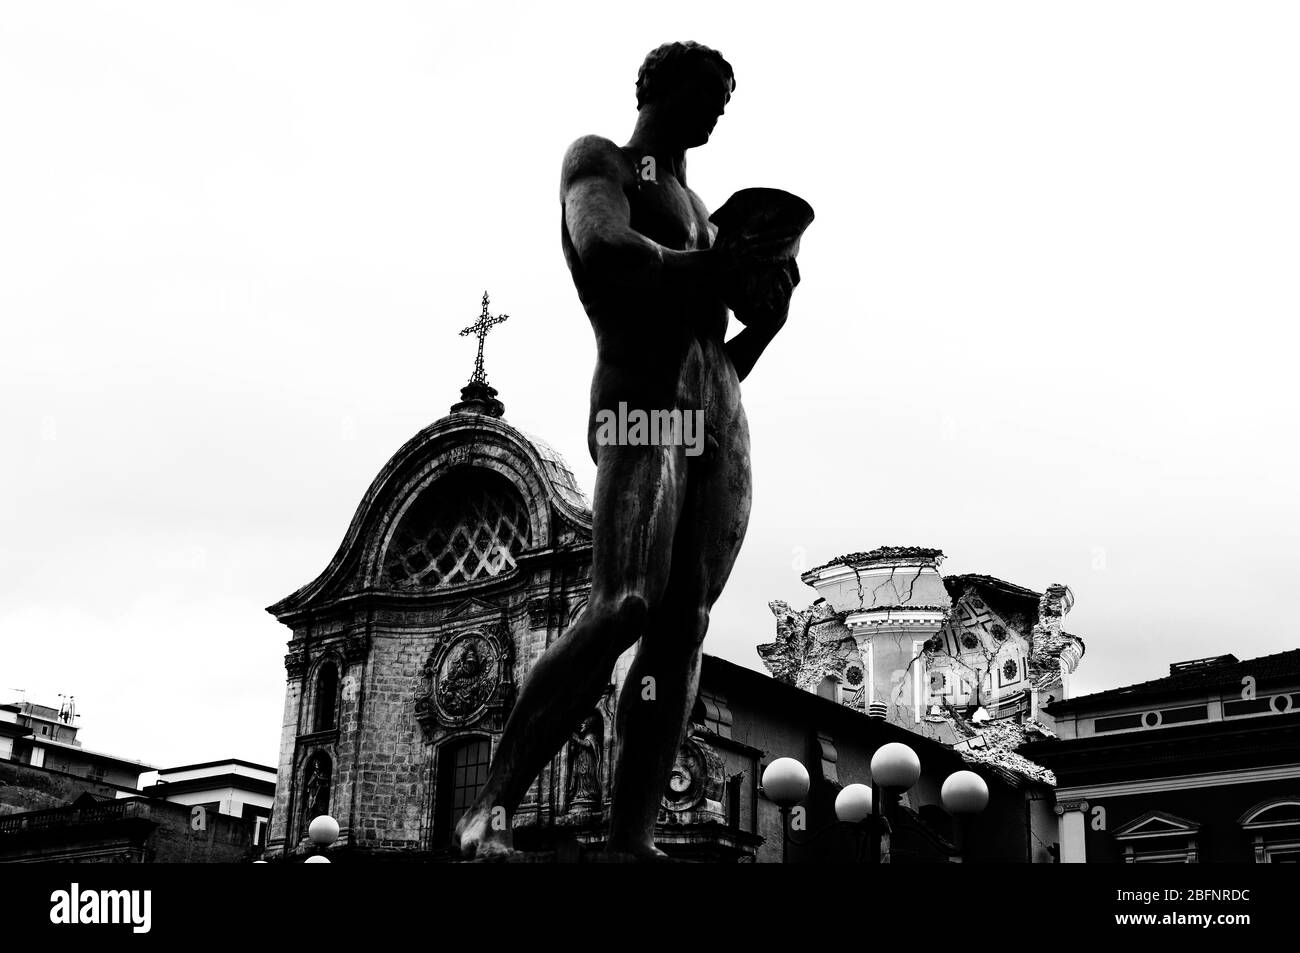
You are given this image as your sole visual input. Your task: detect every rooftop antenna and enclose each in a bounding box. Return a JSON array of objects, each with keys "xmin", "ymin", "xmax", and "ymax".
[{"xmin": 57, "ymin": 693, "xmax": 78, "ymax": 725}]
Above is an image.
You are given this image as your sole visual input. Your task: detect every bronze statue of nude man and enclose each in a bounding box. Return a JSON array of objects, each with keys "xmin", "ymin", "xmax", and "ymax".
[{"xmin": 457, "ymin": 41, "xmax": 807, "ymax": 859}]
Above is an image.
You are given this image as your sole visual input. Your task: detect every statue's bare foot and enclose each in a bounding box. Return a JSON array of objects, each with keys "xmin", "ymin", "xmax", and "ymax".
[
  {"xmin": 605, "ymin": 837, "xmax": 670, "ymax": 862},
  {"xmin": 455, "ymin": 805, "xmax": 516, "ymax": 860}
]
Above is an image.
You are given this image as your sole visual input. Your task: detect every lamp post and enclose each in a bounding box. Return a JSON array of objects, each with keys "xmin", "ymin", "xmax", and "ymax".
[
  {"xmin": 940, "ymin": 770, "xmax": 989, "ymax": 862},
  {"xmin": 867, "ymin": 742, "xmax": 921, "ymax": 864},
  {"xmin": 763, "ymin": 743, "xmax": 988, "ymax": 863},
  {"xmin": 834, "ymin": 783, "xmax": 873, "ymax": 860},
  {"xmin": 761, "ymin": 758, "xmax": 810, "ymax": 864}
]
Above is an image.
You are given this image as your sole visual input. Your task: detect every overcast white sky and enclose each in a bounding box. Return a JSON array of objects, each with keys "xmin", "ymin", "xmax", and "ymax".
[{"xmin": 2, "ymin": 2, "xmax": 1297, "ymax": 770}]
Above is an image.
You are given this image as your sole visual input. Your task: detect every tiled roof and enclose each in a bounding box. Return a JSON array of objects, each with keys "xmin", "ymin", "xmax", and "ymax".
[
  {"xmin": 807, "ymin": 546, "xmax": 944, "ymax": 575},
  {"xmin": 1050, "ymin": 648, "xmax": 1300, "ymax": 712},
  {"xmin": 519, "ymin": 430, "xmax": 592, "ymax": 515},
  {"xmin": 943, "ymin": 573, "xmax": 1041, "ymax": 605}
]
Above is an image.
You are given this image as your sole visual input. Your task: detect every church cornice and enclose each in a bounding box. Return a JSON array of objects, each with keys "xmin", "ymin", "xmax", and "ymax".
[
  {"xmin": 267, "ymin": 413, "xmax": 593, "ymax": 622},
  {"xmin": 271, "ymin": 581, "xmax": 546, "ymax": 629}
]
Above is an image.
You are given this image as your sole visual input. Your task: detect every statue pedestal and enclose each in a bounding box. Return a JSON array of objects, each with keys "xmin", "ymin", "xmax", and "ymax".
[{"xmin": 457, "ymin": 847, "xmax": 694, "ymax": 863}]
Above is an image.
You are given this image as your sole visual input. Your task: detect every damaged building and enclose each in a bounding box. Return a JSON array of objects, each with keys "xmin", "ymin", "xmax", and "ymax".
[{"xmin": 758, "ymin": 545, "xmax": 1087, "ymax": 857}]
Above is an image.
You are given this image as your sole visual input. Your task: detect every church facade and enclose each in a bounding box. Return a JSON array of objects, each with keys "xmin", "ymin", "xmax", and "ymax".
[{"xmin": 264, "ymin": 381, "xmax": 611, "ymax": 858}]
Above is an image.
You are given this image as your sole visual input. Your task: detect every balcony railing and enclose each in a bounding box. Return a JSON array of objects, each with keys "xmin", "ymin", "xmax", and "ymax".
[{"xmin": 0, "ymin": 798, "xmax": 149, "ymax": 834}]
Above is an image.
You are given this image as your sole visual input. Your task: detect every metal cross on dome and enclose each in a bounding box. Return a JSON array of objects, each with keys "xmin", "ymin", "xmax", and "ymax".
[{"xmin": 459, "ymin": 291, "xmax": 509, "ymax": 386}]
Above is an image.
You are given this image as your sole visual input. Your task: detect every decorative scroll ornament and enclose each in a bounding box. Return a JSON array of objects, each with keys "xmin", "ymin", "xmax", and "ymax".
[
  {"xmin": 527, "ymin": 595, "xmax": 567, "ymax": 630},
  {"xmin": 661, "ymin": 731, "xmax": 725, "ymax": 815},
  {"xmin": 285, "ymin": 649, "xmax": 308, "ymax": 679},
  {"xmin": 437, "ymin": 635, "xmax": 498, "ymax": 723},
  {"xmin": 343, "ymin": 632, "xmax": 371, "ymax": 663},
  {"xmin": 414, "ymin": 622, "xmax": 513, "ymax": 731}
]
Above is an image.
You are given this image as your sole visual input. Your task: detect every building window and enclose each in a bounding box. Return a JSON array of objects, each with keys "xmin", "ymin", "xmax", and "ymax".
[
  {"xmin": 726, "ymin": 774, "xmax": 742, "ymax": 830},
  {"xmin": 383, "ymin": 469, "xmax": 531, "ymax": 589},
  {"xmin": 1125, "ymin": 848, "xmax": 1195, "ymax": 863},
  {"xmin": 1113, "ymin": 810, "xmax": 1200, "ymax": 863},
  {"xmin": 313, "ymin": 662, "xmax": 339, "ymax": 732},
  {"xmin": 1239, "ymin": 797, "xmax": 1300, "ymax": 863},
  {"xmin": 434, "ymin": 736, "xmax": 492, "ymax": 847}
]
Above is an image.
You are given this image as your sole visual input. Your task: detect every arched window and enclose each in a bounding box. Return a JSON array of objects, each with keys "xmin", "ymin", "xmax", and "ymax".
[
  {"xmin": 383, "ymin": 469, "xmax": 531, "ymax": 589},
  {"xmin": 1239, "ymin": 797, "xmax": 1300, "ymax": 862},
  {"xmin": 313, "ymin": 662, "xmax": 338, "ymax": 732},
  {"xmin": 433, "ymin": 736, "xmax": 492, "ymax": 847}
]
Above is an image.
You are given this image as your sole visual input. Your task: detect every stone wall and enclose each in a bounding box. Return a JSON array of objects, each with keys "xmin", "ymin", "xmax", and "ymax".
[
  {"xmin": 0, "ymin": 797, "xmax": 254, "ymax": 863},
  {"xmin": 0, "ymin": 761, "xmax": 121, "ymax": 816}
]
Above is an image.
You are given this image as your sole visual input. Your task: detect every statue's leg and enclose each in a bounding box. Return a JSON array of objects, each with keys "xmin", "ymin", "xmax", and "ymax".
[
  {"xmin": 456, "ymin": 440, "xmax": 686, "ymax": 858},
  {"xmin": 605, "ymin": 408, "xmax": 752, "ymax": 858}
]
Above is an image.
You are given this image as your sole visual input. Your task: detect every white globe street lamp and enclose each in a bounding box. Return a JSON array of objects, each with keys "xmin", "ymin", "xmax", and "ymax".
[
  {"xmin": 941, "ymin": 771, "xmax": 989, "ymax": 815},
  {"xmin": 941, "ymin": 770, "xmax": 989, "ymax": 863},
  {"xmin": 307, "ymin": 813, "xmax": 339, "ymax": 863},
  {"xmin": 762, "ymin": 758, "xmax": 811, "ymax": 808},
  {"xmin": 834, "ymin": 784, "xmax": 873, "ymax": 823},
  {"xmin": 870, "ymin": 742, "xmax": 921, "ymax": 791},
  {"xmin": 308, "ymin": 814, "xmax": 339, "ymax": 847}
]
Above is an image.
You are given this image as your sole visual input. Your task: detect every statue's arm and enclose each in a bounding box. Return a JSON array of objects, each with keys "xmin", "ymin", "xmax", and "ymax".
[
  {"xmin": 723, "ymin": 261, "xmax": 797, "ymax": 382},
  {"xmin": 561, "ymin": 136, "xmax": 714, "ymax": 290},
  {"xmin": 725, "ymin": 319, "xmax": 783, "ymax": 383}
]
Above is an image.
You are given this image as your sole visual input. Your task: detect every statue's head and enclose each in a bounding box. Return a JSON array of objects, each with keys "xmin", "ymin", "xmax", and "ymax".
[{"xmin": 636, "ymin": 41, "xmax": 735, "ymax": 147}]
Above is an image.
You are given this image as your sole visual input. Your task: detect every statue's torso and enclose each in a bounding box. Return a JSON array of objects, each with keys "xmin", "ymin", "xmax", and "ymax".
[{"xmin": 562, "ymin": 143, "xmax": 742, "ymax": 455}]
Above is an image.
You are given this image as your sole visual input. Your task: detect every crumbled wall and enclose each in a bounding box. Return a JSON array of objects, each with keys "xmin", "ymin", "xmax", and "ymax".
[
  {"xmin": 757, "ymin": 600, "xmax": 861, "ymax": 695},
  {"xmin": 757, "ymin": 567, "xmax": 1085, "ymax": 789}
]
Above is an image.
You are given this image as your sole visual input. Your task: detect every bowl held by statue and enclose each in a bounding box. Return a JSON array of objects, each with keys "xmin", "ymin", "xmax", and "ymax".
[{"xmin": 709, "ymin": 188, "xmax": 815, "ymax": 329}]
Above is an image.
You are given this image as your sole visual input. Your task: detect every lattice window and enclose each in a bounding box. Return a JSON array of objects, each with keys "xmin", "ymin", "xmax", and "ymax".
[{"xmin": 383, "ymin": 470, "xmax": 530, "ymax": 589}]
